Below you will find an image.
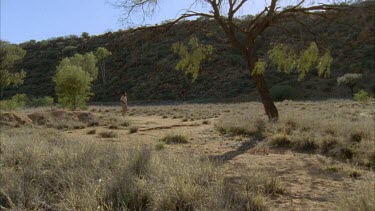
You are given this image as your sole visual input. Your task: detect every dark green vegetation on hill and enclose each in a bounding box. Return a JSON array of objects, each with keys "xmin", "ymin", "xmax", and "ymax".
[{"xmin": 5, "ymin": 5, "xmax": 375, "ymax": 102}]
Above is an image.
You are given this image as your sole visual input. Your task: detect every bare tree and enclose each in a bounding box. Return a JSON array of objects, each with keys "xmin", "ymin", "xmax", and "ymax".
[{"xmin": 113, "ymin": 0, "xmax": 367, "ymax": 121}]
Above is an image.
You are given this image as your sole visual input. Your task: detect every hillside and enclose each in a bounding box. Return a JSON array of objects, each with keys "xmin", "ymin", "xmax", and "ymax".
[{"xmin": 5, "ymin": 4, "xmax": 375, "ymax": 102}]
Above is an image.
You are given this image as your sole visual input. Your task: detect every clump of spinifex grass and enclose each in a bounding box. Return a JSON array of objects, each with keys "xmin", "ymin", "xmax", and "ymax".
[
  {"xmin": 215, "ymin": 116, "xmax": 266, "ymax": 137},
  {"xmin": 99, "ymin": 130, "xmax": 117, "ymax": 138},
  {"xmin": 266, "ymin": 112, "xmax": 375, "ymax": 167},
  {"xmin": 160, "ymin": 134, "xmax": 189, "ymax": 144},
  {"xmin": 1, "ymin": 127, "xmax": 275, "ymax": 210}
]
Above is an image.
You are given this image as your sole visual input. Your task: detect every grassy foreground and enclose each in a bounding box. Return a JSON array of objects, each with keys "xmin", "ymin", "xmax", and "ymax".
[
  {"xmin": 1, "ymin": 100, "xmax": 374, "ymax": 210},
  {"xmin": 1, "ymin": 127, "xmax": 279, "ymax": 210}
]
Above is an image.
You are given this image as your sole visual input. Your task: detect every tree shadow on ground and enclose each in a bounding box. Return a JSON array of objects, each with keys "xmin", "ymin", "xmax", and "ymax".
[{"xmin": 208, "ymin": 138, "xmax": 259, "ymax": 162}]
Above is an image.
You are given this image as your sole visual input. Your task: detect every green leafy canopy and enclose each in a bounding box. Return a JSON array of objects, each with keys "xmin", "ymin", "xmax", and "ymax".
[
  {"xmin": 57, "ymin": 52, "xmax": 98, "ymax": 80},
  {"xmin": 54, "ymin": 52, "xmax": 98, "ymax": 110},
  {"xmin": 54, "ymin": 65, "xmax": 93, "ymax": 110},
  {"xmin": 263, "ymin": 42, "xmax": 333, "ymax": 80},
  {"xmin": 172, "ymin": 36, "xmax": 213, "ymax": 81},
  {"xmin": 0, "ymin": 42, "xmax": 27, "ymax": 89}
]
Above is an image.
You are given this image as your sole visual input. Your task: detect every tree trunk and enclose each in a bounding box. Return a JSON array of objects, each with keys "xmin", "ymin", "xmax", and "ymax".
[
  {"xmin": 246, "ymin": 48, "xmax": 279, "ymax": 121},
  {"xmin": 252, "ymin": 74, "xmax": 279, "ymax": 121}
]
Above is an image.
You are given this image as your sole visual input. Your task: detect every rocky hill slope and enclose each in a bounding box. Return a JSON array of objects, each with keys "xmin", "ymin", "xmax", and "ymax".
[{"xmin": 5, "ymin": 4, "xmax": 375, "ymax": 102}]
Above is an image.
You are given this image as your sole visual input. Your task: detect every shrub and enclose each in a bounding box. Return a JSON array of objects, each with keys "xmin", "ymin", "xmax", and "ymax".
[
  {"xmin": 11, "ymin": 93, "xmax": 28, "ymax": 108},
  {"xmin": 269, "ymin": 133, "xmax": 292, "ymax": 147},
  {"xmin": 30, "ymin": 96, "xmax": 54, "ymax": 108},
  {"xmin": 292, "ymin": 136, "xmax": 319, "ymax": 151},
  {"xmin": 129, "ymin": 126, "xmax": 139, "ymax": 133},
  {"xmin": 339, "ymin": 180, "xmax": 374, "ymax": 211},
  {"xmin": 215, "ymin": 116, "xmax": 266, "ymax": 137},
  {"xmin": 120, "ymin": 121, "xmax": 130, "ymax": 127},
  {"xmin": 99, "ymin": 131, "xmax": 117, "ymax": 138},
  {"xmin": 109, "ymin": 124, "xmax": 119, "ymax": 129},
  {"xmin": 337, "ymin": 73, "xmax": 362, "ymax": 96},
  {"xmin": 0, "ymin": 100, "xmax": 19, "ymax": 111},
  {"xmin": 353, "ymin": 90, "xmax": 372, "ymax": 102},
  {"xmin": 320, "ymin": 137, "xmax": 339, "ymax": 154},
  {"xmin": 155, "ymin": 142, "xmax": 165, "ymax": 150},
  {"xmin": 0, "ymin": 94, "xmax": 28, "ymax": 111},
  {"xmin": 160, "ymin": 134, "xmax": 188, "ymax": 144},
  {"xmin": 87, "ymin": 129, "xmax": 96, "ymax": 135},
  {"xmin": 270, "ymin": 85, "xmax": 294, "ymax": 101}
]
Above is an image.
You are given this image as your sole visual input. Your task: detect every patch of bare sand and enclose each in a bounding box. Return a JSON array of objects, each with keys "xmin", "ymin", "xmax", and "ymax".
[{"xmin": 64, "ymin": 113, "xmax": 373, "ymax": 210}]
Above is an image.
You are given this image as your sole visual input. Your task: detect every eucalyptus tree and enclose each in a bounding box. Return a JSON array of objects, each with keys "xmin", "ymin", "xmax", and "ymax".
[
  {"xmin": 114, "ymin": 0, "xmax": 364, "ymax": 121},
  {"xmin": 0, "ymin": 41, "xmax": 27, "ymax": 98},
  {"xmin": 95, "ymin": 47, "xmax": 112, "ymax": 85},
  {"xmin": 337, "ymin": 73, "xmax": 363, "ymax": 96},
  {"xmin": 54, "ymin": 53, "xmax": 98, "ymax": 110}
]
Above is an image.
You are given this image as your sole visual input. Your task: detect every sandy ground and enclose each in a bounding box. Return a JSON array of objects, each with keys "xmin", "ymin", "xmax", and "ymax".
[{"xmin": 62, "ymin": 110, "xmax": 373, "ymax": 211}]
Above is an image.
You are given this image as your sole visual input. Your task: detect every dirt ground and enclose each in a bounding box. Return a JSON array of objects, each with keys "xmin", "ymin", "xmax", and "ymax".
[{"xmin": 56, "ymin": 101, "xmax": 374, "ymax": 211}]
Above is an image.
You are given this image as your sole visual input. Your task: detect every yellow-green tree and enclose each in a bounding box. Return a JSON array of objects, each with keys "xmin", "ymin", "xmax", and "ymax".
[
  {"xmin": 0, "ymin": 41, "xmax": 27, "ymax": 98},
  {"xmin": 54, "ymin": 53, "xmax": 98, "ymax": 110},
  {"xmin": 114, "ymin": 0, "xmax": 363, "ymax": 121}
]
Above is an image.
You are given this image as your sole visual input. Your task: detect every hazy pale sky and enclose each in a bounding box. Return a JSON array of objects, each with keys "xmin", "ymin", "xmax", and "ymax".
[{"xmin": 1, "ymin": 0, "xmax": 323, "ymax": 44}]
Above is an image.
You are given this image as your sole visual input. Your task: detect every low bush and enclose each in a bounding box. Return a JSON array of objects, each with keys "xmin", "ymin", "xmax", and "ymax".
[
  {"xmin": 0, "ymin": 100, "xmax": 19, "ymax": 111},
  {"xmin": 269, "ymin": 133, "xmax": 292, "ymax": 147},
  {"xmin": 215, "ymin": 116, "xmax": 266, "ymax": 137},
  {"xmin": 129, "ymin": 126, "xmax": 139, "ymax": 133},
  {"xmin": 0, "ymin": 94, "xmax": 28, "ymax": 111},
  {"xmin": 1, "ymin": 128, "xmax": 269, "ymax": 210},
  {"xmin": 353, "ymin": 90, "xmax": 372, "ymax": 102},
  {"xmin": 30, "ymin": 96, "xmax": 54, "ymax": 108},
  {"xmin": 11, "ymin": 94, "xmax": 28, "ymax": 108},
  {"xmin": 339, "ymin": 179, "xmax": 374, "ymax": 211},
  {"xmin": 160, "ymin": 134, "xmax": 189, "ymax": 144},
  {"xmin": 99, "ymin": 131, "xmax": 117, "ymax": 138}
]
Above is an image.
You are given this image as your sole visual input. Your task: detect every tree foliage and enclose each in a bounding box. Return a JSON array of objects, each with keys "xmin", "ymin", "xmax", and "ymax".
[
  {"xmin": 54, "ymin": 53, "xmax": 97, "ymax": 110},
  {"xmin": 337, "ymin": 73, "xmax": 362, "ymax": 95},
  {"xmin": 268, "ymin": 42, "xmax": 333, "ymax": 80},
  {"xmin": 353, "ymin": 89, "xmax": 372, "ymax": 102},
  {"xmin": 94, "ymin": 47, "xmax": 112, "ymax": 84},
  {"xmin": 114, "ymin": 0, "xmax": 356, "ymax": 121},
  {"xmin": 171, "ymin": 36, "xmax": 213, "ymax": 81},
  {"xmin": 57, "ymin": 52, "xmax": 98, "ymax": 80},
  {"xmin": 0, "ymin": 42, "xmax": 27, "ymax": 97}
]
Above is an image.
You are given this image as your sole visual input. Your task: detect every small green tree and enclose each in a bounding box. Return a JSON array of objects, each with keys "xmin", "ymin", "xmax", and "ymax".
[
  {"xmin": 337, "ymin": 73, "xmax": 362, "ymax": 96},
  {"xmin": 54, "ymin": 65, "xmax": 92, "ymax": 110},
  {"xmin": 81, "ymin": 32, "xmax": 90, "ymax": 40},
  {"xmin": 54, "ymin": 53, "xmax": 98, "ymax": 110},
  {"xmin": 0, "ymin": 41, "xmax": 27, "ymax": 98},
  {"xmin": 353, "ymin": 90, "xmax": 372, "ymax": 103},
  {"xmin": 31, "ymin": 96, "xmax": 54, "ymax": 110},
  {"xmin": 94, "ymin": 47, "xmax": 112, "ymax": 84}
]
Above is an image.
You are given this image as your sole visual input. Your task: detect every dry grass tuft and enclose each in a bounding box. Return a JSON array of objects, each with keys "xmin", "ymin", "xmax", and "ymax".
[
  {"xmin": 87, "ymin": 129, "xmax": 96, "ymax": 135},
  {"xmin": 0, "ymin": 128, "xmax": 269, "ymax": 210},
  {"xmin": 160, "ymin": 134, "xmax": 189, "ymax": 144},
  {"xmin": 129, "ymin": 126, "xmax": 139, "ymax": 134},
  {"xmin": 215, "ymin": 116, "xmax": 266, "ymax": 137},
  {"xmin": 269, "ymin": 133, "xmax": 292, "ymax": 147},
  {"xmin": 108, "ymin": 124, "xmax": 119, "ymax": 129},
  {"xmin": 338, "ymin": 179, "xmax": 374, "ymax": 211},
  {"xmin": 99, "ymin": 131, "xmax": 117, "ymax": 138},
  {"xmin": 120, "ymin": 121, "xmax": 130, "ymax": 127}
]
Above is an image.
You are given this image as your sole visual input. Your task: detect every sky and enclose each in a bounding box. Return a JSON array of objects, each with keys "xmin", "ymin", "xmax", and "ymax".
[{"xmin": 1, "ymin": 0, "xmax": 311, "ymax": 44}]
